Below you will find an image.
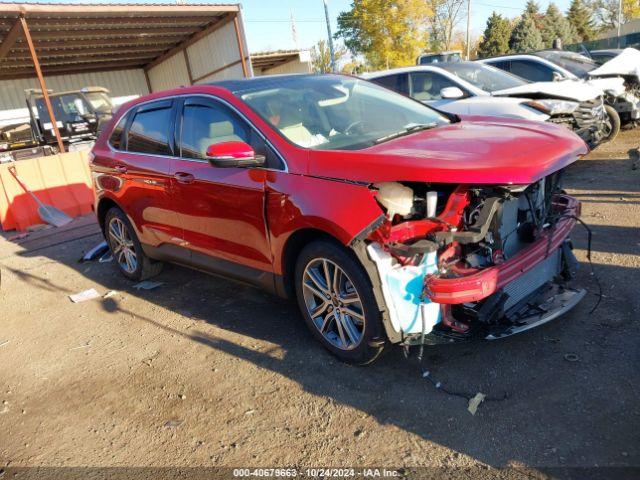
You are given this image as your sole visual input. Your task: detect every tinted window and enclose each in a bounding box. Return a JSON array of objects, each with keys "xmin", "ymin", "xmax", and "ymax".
[
  {"xmin": 509, "ymin": 60, "xmax": 554, "ymax": 82},
  {"xmin": 109, "ymin": 115, "xmax": 127, "ymax": 150},
  {"xmin": 410, "ymin": 72, "xmax": 460, "ymax": 101},
  {"xmin": 127, "ymin": 105, "xmax": 173, "ymax": 155},
  {"xmin": 490, "ymin": 60, "xmax": 511, "ymax": 71},
  {"xmin": 180, "ymin": 103, "xmax": 250, "ymax": 159},
  {"xmin": 179, "ymin": 99, "xmax": 283, "ymax": 169},
  {"xmin": 371, "ymin": 74, "xmax": 409, "ymax": 95}
]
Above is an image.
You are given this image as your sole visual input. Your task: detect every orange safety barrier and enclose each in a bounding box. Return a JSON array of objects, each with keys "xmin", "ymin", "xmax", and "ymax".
[{"xmin": 0, "ymin": 151, "xmax": 94, "ymax": 232}]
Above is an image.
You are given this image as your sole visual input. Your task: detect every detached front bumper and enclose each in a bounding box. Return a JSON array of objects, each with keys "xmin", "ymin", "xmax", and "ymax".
[{"xmin": 424, "ymin": 194, "xmax": 579, "ymax": 305}]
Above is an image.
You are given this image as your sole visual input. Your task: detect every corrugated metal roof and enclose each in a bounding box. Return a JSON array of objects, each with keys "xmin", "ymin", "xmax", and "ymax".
[{"xmin": 0, "ymin": 2, "xmax": 240, "ymax": 80}]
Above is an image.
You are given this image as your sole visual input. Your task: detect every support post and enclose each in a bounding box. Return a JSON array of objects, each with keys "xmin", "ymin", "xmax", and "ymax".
[
  {"xmin": 466, "ymin": 0, "xmax": 471, "ymax": 60},
  {"xmin": 233, "ymin": 14, "xmax": 249, "ymax": 78},
  {"xmin": 20, "ymin": 16, "xmax": 65, "ymax": 153},
  {"xmin": 0, "ymin": 18, "xmax": 23, "ymax": 60}
]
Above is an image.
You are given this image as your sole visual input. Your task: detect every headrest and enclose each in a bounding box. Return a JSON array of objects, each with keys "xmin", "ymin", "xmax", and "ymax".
[{"xmin": 209, "ymin": 121, "xmax": 234, "ymax": 138}]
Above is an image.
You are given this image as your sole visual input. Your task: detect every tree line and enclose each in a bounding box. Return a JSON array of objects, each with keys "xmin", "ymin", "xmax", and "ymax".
[{"xmin": 310, "ymin": 0, "xmax": 640, "ymax": 72}]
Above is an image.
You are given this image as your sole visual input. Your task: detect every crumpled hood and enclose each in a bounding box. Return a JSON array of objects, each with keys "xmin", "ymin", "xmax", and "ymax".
[
  {"xmin": 308, "ymin": 117, "xmax": 588, "ymax": 185},
  {"xmin": 493, "ymin": 79, "xmax": 602, "ymax": 101},
  {"xmin": 586, "ymin": 76, "xmax": 626, "ymax": 95},
  {"xmin": 589, "ymin": 48, "xmax": 640, "ymax": 81}
]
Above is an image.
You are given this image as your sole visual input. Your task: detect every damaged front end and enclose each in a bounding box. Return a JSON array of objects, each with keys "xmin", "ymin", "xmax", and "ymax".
[{"xmin": 353, "ymin": 174, "xmax": 586, "ymax": 346}]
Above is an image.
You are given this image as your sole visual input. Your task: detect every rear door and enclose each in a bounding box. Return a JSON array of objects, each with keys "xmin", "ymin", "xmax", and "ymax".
[
  {"xmin": 110, "ymin": 99, "xmax": 183, "ymax": 247},
  {"xmin": 169, "ymin": 95, "xmax": 277, "ymax": 275}
]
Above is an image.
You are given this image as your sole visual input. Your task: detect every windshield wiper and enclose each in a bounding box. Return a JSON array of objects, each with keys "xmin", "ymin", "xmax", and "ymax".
[{"xmin": 374, "ymin": 122, "xmax": 438, "ymax": 144}]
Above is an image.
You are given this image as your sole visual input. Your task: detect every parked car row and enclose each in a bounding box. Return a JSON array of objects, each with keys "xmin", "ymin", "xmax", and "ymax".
[
  {"xmin": 366, "ymin": 48, "xmax": 640, "ymax": 151},
  {"xmin": 91, "ymin": 72, "xmax": 591, "ymax": 364}
]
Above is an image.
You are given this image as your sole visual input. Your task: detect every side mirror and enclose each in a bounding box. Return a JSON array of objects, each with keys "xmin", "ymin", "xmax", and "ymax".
[
  {"xmin": 552, "ymin": 71, "xmax": 565, "ymax": 82},
  {"xmin": 205, "ymin": 141, "xmax": 266, "ymax": 168},
  {"xmin": 440, "ymin": 86, "xmax": 465, "ymax": 99}
]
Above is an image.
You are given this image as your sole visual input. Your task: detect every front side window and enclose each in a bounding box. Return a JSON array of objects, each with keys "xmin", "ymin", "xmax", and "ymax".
[
  {"xmin": 237, "ymin": 75, "xmax": 450, "ymax": 151},
  {"xmin": 179, "ymin": 102, "xmax": 250, "ymax": 160},
  {"xmin": 509, "ymin": 60, "xmax": 554, "ymax": 82},
  {"xmin": 127, "ymin": 104, "xmax": 173, "ymax": 155},
  {"xmin": 410, "ymin": 72, "xmax": 460, "ymax": 101},
  {"xmin": 84, "ymin": 92, "xmax": 113, "ymax": 113},
  {"xmin": 179, "ymin": 98, "xmax": 283, "ymax": 169}
]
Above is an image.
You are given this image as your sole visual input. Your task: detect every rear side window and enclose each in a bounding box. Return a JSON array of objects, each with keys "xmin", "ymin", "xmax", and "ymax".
[
  {"xmin": 371, "ymin": 73, "xmax": 409, "ymax": 95},
  {"xmin": 127, "ymin": 103, "xmax": 173, "ymax": 155},
  {"xmin": 509, "ymin": 60, "xmax": 554, "ymax": 82},
  {"xmin": 108, "ymin": 115, "xmax": 127, "ymax": 150}
]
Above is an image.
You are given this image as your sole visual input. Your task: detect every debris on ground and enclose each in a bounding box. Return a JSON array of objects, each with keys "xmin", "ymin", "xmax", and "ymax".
[
  {"xmin": 0, "ymin": 340, "xmax": 9, "ymax": 348},
  {"xmin": 7, "ymin": 233, "xmax": 28, "ymax": 242},
  {"xmin": 99, "ymin": 251, "xmax": 113, "ymax": 263},
  {"xmin": 564, "ymin": 353, "xmax": 580, "ymax": 362},
  {"xmin": 70, "ymin": 341, "xmax": 91, "ymax": 350},
  {"xmin": 467, "ymin": 393, "xmax": 486, "ymax": 416},
  {"xmin": 164, "ymin": 419, "xmax": 184, "ymax": 428},
  {"xmin": 80, "ymin": 241, "xmax": 109, "ymax": 263},
  {"xmin": 103, "ymin": 290, "xmax": 118, "ymax": 299},
  {"xmin": 630, "ymin": 148, "xmax": 639, "ymax": 170},
  {"xmin": 69, "ymin": 288, "xmax": 101, "ymax": 303},
  {"xmin": 133, "ymin": 280, "xmax": 164, "ymax": 291}
]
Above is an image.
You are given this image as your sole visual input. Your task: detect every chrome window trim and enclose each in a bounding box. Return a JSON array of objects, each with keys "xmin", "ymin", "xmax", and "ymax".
[{"xmin": 106, "ymin": 93, "xmax": 289, "ymax": 173}]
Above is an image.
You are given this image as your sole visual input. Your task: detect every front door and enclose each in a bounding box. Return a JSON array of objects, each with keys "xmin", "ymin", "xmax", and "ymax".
[{"xmin": 169, "ymin": 96, "xmax": 275, "ymax": 275}]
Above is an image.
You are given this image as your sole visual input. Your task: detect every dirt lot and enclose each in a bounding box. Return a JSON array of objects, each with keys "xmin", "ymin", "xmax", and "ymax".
[{"xmin": 0, "ymin": 130, "xmax": 639, "ymax": 477}]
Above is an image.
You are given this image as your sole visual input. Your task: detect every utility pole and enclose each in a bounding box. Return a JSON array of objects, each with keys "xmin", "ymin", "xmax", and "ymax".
[
  {"xmin": 616, "ymin": 0, "xmax": 622, "ymax": 48},
  {"xmin": 323, "ymin": 0, "xmax": 336, "ymax": 72},
  {"xmin": 465, "ymin": 0, "xmax": 471, "ymax": 60}
]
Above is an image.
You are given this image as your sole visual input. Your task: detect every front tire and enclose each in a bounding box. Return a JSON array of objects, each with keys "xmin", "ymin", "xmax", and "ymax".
[
  {"xmin": 294, "ymin": 240, "xmax": 386, "ymax": 365},
  {"xmin": 104, "ymin": 207, "xmax": 163, "ymax": 281},
  {"xmin": 603, "ymin": 104, "xmax": 621, "ymax": 143}
]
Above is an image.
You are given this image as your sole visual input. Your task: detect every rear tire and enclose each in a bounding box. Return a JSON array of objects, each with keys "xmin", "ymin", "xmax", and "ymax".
[
  {"xmin": 294, "ymin": 239, "xmax": 386, "ymax": 365},
  {"xmin": 603, "ymin": 104, "xmax": 621, "ymax": 143},
  {"xmin": 104, "ymin": 207, "xmax": 163, "ymax": 282}
]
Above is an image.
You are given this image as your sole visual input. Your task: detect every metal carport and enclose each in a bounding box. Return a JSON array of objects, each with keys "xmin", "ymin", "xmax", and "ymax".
[{"xmin": 0, "ymin": 2, "xmax": 252, "ymax": 152}]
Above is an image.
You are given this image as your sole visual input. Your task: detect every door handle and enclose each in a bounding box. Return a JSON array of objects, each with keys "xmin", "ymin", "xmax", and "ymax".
[
  {"xmin": 114, "ymin": 165, "xmax": 128, "ymax": 174},
  {"xmin": 174, "ymin": 172, "xmax": 195, "ymax": 184}
]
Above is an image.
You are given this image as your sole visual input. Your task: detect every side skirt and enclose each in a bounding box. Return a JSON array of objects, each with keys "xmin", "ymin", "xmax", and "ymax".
[{"xmin": 142, "ymin": 243, "xmax": 285, "ymax": 297}]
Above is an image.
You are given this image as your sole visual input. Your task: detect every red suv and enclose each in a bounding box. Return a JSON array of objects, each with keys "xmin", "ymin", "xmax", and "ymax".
[{"xmin": 90, "ymin": 74, "xmax": 588, "ymax": 364}]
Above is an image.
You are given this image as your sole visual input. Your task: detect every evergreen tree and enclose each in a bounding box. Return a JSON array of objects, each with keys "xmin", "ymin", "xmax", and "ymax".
[
  {"xmin": 509, "ymin": 13, "xmax": 544, "ymax": 52},
  {"xmin": 567, "ymin": 0, "xmax": 596, "ymax": 41},
  {"xmin": 540, "ymin": 3, "xmax": 578, "ymax": 47},
  {"xmin": 524, "ymin": 0, "xmax": 545, "ymax": 29},
  {"xmin": 478, "ymin": 12, "xmax": 512, "ymax": 57}
]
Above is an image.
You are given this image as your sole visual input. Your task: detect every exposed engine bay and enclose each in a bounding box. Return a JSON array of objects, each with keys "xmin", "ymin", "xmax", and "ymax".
[{"xmin": 358, "ymin": 172, "xmax": 586, "ymax": 345}]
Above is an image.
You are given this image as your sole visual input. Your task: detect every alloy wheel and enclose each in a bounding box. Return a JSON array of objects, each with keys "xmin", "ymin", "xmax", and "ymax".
[
  {"xmin": 301, "ymin": 258, "xmax": 365, "ymax": 350},
  {"xmin": 108, "ymin": 217, "xmax": 138, "ymax": 274}
]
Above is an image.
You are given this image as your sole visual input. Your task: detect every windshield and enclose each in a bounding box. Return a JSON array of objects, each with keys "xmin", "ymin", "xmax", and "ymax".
[
  {"xmin": 535, "ymin": 51, "xmax": 598, "ymax": 78},
  {"xmin": 440, "ymin": 62, "xmax": 528, "ymax": 92},
  {"xmin": 418, "ymin": 52, "xmax": 461, "ymax": 64},
  {"xmin": 237, "ymin": 75, "xmax": 450, "ymax": 151},
  {"xmin": 36, "ymin": 93, "xmax": 92, "ymax": 124},
  {"xmin": 84, "ymin": 92, "xmax": 113, "ymax": 113}
]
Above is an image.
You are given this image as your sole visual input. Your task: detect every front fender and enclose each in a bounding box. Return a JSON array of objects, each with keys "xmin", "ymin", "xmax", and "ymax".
[{"xmin": 266, "ymin": 172, "xmax": 384, "ymax": 275}]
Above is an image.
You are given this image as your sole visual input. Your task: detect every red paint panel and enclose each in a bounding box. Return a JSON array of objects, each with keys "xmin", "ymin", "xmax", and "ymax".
[{"xmin": 265, "ymin": 171, "xmax": 383, "ymax": 275}]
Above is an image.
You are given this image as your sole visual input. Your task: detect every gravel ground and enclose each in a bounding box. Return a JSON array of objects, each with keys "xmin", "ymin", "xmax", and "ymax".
[{"xmin": 0, "ymin": 130, "xmax": 638, "ymax": 477}]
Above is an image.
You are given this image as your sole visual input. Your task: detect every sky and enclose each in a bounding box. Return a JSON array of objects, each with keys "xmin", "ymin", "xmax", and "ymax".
[
  {"xmin": 18, "ymin": 0, "xmax": 575, "ymax": 53},
  {"xmin": 240, "ymin": 0, "xmax": 575, "ymax": 53}
]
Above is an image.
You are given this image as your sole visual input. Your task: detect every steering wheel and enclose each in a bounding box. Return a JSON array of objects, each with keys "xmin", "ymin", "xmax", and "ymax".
[{"xmin": 344, "ymin": 120, "xmax": 371, "ymax": 135}]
